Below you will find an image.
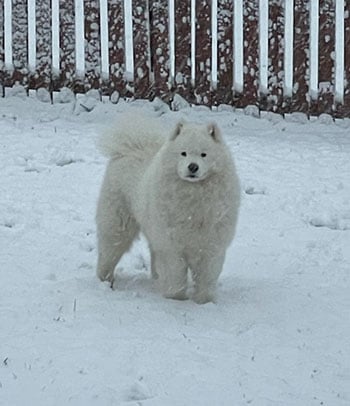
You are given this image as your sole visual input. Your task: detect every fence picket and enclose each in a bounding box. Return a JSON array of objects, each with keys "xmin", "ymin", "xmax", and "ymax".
[
  {"xmin": 1, "ymin": 0, "xmax": 350, "ymax": 117},
  {"xmin": 341, "ymin": 2, "xmax": 350, "ymax": 117},
  {"xmin": 0, "ymin": 1, "xmax": 4, "ymax": 94}
]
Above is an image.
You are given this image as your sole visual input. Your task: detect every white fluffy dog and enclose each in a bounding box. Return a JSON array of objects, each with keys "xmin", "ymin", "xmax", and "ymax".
[{"xmin": 96, "ymin": 114, "xmax": 240, "ymax": 303}]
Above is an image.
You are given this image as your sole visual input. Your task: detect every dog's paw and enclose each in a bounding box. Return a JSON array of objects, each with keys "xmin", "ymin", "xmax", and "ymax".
[
  {"xmin": 97, "ymin": 268, "xmax": 115, "ymax": 286},
  {"xmin": 192, "ymin": 290, "xmax": 216, "ymax": 304},
  {"xmin": 163, "ymin": 289, "xmax": 188, "ymax": 301}
]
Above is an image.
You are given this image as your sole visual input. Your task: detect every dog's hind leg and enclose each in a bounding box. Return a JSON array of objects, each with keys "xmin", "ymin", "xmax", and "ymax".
[
  {"xmin": 96, "ymin": 213, "xmax": 139, "ymax": 286},
  {"xmin": 96, "ymin": 193, "xmax": 139, "ymax": 285}
]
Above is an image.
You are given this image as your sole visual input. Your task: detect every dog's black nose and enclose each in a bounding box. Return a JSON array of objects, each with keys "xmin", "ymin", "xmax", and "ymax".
[{"xmin": 188, "ymin": 163, "xmax": 199, "ymax": 173}]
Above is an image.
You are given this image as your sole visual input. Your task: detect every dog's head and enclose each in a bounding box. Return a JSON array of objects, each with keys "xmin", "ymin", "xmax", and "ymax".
[{"xmin": 169, "ymin": 120, "xmax": 225, "ymax": 183}]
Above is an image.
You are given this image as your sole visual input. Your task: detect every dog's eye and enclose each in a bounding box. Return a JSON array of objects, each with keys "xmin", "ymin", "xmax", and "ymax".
[
  {"xmin": 201, "ymin": 153, "xmax": 207, "ymax": 158},
  {"xmin": 181, "ymin": 152, "xmax": 187, "ymax": 157}
]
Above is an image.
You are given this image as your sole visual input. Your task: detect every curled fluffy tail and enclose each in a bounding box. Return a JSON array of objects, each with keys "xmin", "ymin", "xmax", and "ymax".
[{"xmin": 98, "ymin": 112, "xmax": 166, "ymax": 158}]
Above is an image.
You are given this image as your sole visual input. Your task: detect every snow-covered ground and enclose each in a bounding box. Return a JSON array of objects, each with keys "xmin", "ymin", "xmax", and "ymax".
[{"xmin": 0, "ymin": 94, "xmax": 349, "ymax": 406}]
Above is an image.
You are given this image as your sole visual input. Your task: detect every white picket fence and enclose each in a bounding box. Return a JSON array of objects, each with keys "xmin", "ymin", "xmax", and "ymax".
[{"xmin": 0, "ymin": 0, "xmax": 349, "ymax": 116}]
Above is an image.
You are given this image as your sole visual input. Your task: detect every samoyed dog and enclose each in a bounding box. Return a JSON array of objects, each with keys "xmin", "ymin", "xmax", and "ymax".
[{"xmin": 96, "ymin": 114, "xmax": 240, "ymax": 303}]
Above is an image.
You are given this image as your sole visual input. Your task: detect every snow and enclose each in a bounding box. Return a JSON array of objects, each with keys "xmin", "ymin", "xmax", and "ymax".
[{"xmin": 0, "ymin": 95, "xmax": 350, "ymax": 406}]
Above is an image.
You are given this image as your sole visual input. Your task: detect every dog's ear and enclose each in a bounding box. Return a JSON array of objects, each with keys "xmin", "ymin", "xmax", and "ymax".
[
  {"xmin": 170, "ymin": 120, "xmax": 185, "ymax": 140},
  {"xmin": 207, "ymin": 122, "xmax": 222, "ymax": 143}
]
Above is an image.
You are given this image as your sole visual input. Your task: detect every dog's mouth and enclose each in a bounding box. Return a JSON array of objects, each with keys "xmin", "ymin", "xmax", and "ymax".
[
  {"xmin": 178, "ymin": 166, "xmax": 207, "ymax": 183},
  {"xmin": 183, "ymin": 174, "xmax": 203, "ymax": 182}
]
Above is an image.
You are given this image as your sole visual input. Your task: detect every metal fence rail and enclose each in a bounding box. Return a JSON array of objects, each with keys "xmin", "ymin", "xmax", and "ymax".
[{"xmin": 0, "ymin": 0, "xmax": 349, "ymax": 117}]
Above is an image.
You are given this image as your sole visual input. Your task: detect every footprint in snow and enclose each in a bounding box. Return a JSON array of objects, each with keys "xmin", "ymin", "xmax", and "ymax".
[
  {"xmin": 245, "ymin": 186, "xmax": 266, "ymax": 195},
  {"xmin": 1, "ymin": 220, "xmax": 15, "ymax": 229},
  {"xmin": 124, "ymin": 379, "xmax": 152, "ymax": 402},
  {"xmin": 309, "ymin": 216, "xmax": 350, "ymax": 231}
]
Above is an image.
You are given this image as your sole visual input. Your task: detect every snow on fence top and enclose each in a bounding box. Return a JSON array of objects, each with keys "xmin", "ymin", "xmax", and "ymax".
[{"xmin": 0, "ymin": 0, "xmax": 349, "ymax": 117}]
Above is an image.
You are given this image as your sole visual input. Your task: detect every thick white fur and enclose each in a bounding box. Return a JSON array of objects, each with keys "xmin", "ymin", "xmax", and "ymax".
[{"xmin": 96, "ymin": 114, "xmax": 240, "ymax": 303}]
